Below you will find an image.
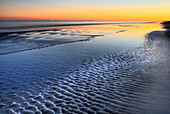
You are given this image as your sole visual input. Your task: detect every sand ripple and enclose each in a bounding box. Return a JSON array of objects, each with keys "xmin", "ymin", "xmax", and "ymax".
[{"xmin": 0, "ymin": 31, "xmax": 170, "ymax": 113}]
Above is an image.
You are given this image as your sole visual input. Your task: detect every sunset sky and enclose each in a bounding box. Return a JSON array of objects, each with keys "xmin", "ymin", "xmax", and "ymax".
[{"xmin": 0, "ymin": 0, "xmax": 170, "ymax": 21}]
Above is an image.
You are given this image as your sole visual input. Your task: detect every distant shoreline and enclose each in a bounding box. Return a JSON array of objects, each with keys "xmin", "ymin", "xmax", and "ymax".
[{"xmin": 0, "ymin": 21, "xmax": 155, "ymax": 35}]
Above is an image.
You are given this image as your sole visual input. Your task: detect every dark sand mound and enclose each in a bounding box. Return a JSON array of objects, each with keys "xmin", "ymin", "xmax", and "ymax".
[
  {"xmin": 161, "ymin": 21, "xmax": 170, "ymax": 30},
  {"xmin": 161, "ymin": 21, "xmax": 170, "ymax": 38}
]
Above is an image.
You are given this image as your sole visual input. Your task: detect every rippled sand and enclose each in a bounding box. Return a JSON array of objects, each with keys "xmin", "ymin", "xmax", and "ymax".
[{"xmin": 0, "ymin": 30, "xmax": 170, "ymax": 113}]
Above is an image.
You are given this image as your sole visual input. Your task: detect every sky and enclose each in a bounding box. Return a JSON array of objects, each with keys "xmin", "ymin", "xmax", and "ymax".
[{"xmin": 0, "ymin": 0, "xmax": 170, "ymax": 21}]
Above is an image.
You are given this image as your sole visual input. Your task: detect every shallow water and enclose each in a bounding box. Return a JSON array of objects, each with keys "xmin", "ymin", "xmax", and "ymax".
[
  {"xmin": 0, "ymin": 20, "xmax": 146, "ymax": 33},
  {"xmin": 1, "ymin": 22, "xmax": 170, "ymax": 113}
]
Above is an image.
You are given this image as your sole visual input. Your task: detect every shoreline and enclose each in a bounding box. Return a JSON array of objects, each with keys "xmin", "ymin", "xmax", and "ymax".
[{"xmin": 0, "ymin": 21, "xmax": 155, "ymax": 35}]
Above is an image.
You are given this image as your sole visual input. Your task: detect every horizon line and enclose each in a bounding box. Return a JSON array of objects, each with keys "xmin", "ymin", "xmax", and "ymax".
[{"xmin": 0, "ymin": 19, "xmax": 158, "ymax": 22}]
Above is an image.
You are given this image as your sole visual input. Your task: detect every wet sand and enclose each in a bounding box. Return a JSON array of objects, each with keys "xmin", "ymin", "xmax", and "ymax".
[
  {"xmin": 0, "ymin": 23, "xmax": 170, "ymax": 113},
  {"xmin": 0, "ymin": 29, "xmax": 104, "ymax": 55}
]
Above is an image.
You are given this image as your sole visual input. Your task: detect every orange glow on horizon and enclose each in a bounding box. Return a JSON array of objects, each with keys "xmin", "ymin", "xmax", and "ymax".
[{"xmin": 0, "ymin": 2, "xmax": 170, "ymax": 21}]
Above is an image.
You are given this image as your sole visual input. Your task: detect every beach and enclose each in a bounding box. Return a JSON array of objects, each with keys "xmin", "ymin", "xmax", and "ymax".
[{"xmin": 0, "ymin": 21, "xmax": 170, "ymax": 113}]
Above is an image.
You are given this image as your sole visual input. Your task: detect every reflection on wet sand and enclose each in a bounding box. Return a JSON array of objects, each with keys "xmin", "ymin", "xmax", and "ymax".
[{"xmin": 0, "ymin": 23, "xmax": 161, "ymax": 56}]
